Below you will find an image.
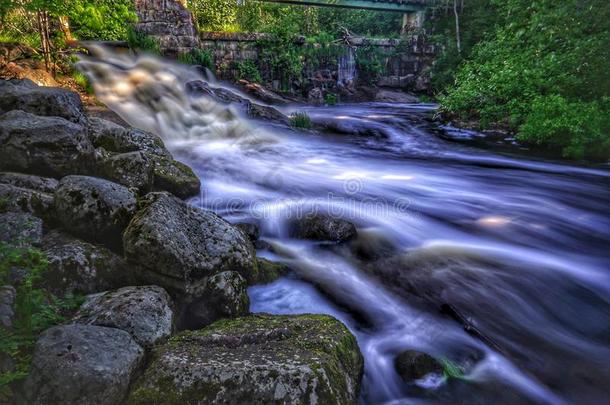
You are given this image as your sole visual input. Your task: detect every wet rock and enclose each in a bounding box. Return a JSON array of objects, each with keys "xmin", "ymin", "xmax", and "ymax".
[
  {"xmin": 97, "ymin": 151, "xmax": 155, "ymax": 193},
  {"xmin": 291, "ymin": 213, "xmax": 357, "ymax": 242},
  {"xmin": 23, "ymin": 324, "xmax": 144, "ymax": 405},
  {"xmin": 0, "ymin": 183, "xmax": 53, "ymax": 218},
  {"xmin": 53, "ymin": 175, "xmax": 137, "ymax": 250},
  {"xmin": 255, "ymin": 257, "xmax": 290, "ymax": 284},
  {"xmin": 247, "ymin": 102, "xmax": 289, "ymax": 124},
  {"xmin": 240, "ymin": 81, "xmax": 290, "ymax": 105},
  {"xmin": 123, "ymin": 192, "xmax": 257, "ymax": 288},
  {"xmin": 127, "ymin": 314, "xmax": 363, "ymax": 404},
  {"xmin": 184, "ymin": 271, "xmax": 249, "ymax": 329},
  {"xmin": 41, "ymin": 230, "xmax": 134, "ymax": 296},
  {"xmin": 0, "ymin": 285, "xmax": 16, "ymax": 329},
  {"xmin": 87, "ymin": 117, "xmax": 170, "ymax": 157},
  {"xmin": 0, "ymin": 211, "xmax": 43, "ymax": 247},
  {"xmin": 150, "ymin": 155, "xmax": 201, "ymax": 199},
  {"xmin": 0, "ymin": 172, "xmax": 58, "ymax": 194},
  {"xmin": 235, "ymin": 222, "xmax": 260, "ymax": 242},
  {"xmin": 74, "ymin": 285, "xmax": 174, "ymax": 348},
  {"xmin": 0, "ymin": 110, "xmax": 94, "ymax": 177},
  {"xmin": 375, "ymin": 89, "xmax": 419, "ymax": 103},
  {"xmin": 394, "ymin": 350, "xmax": 444, "ymax": 382},
  {"xmin": 0, "ymin": 80, "xmax": 86, "ymax": 124}
]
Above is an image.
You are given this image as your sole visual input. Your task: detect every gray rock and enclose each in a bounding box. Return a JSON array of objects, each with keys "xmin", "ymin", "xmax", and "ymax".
[
  {"xmin": 235, "ymin": 222, "xmax": 260, "ymax": 242},
  {"xmin": 123, "ymin": 192, "xmax": 257, "ymax": 286},
  {"xmin": 0, "ymin": 183, "xmax": 53, "ymax": 218},
  {"xmin": 255, "ymin": 258, "xmax": 290, "ymax": 285},
  {"xmin": 0, "ymin": 172, "xmax": 58, "ymax": 194},
  {"xmin": 53, "ymin": 175, "xmax": 137, "ymax": 250},
  {"xmin": 0, "ymin": 211, "xmax": 43, "ymax": 247},
  {"xmin": 185, "ymin": 271, "xmax": 249, "ymax": 329},
  {"xmin": 291, "ymin": 213, "xmax": 357, "ymax": 242},
  {"xmin": 127, "ymin": 314, "xmax": 363, "ymax": 405},
  {"xmin": 374, "ymin": 89, "xmax": 420, "ymax": 103},
  {"xmin": 0, "ymin": 80, "xmax": 87, "ymax": 124},
  {"xmin": 150, "ymin": 155, "xmax": 201, "ymax": 199},
  {"xmin": 96, "ymin": 151, "xmax": 155, "ymax": 193},
  {"xmin": 0, "ymin": 110, "xmax": 94, "ymax": 177},
  {"xmin": 41, "ymin": 230, "xmax": 134, "ymax": 296},
  {"xmin": 74, "ymin": 285, "xmax": 174, "ymax": 348},
  {"xmin": 0, "ymin": 285, "xmax": 16, "ymax": 329},
  {"xmin": 87, "ymin": 117, "xmax": 170, "ymax": 157},
  {"xmin": 394, "ymin": 350, "xmax": 444, "ymax": 382},
  {"xmin": 23, "ymin": 324, "xmax": 144, "ymax": 405}
]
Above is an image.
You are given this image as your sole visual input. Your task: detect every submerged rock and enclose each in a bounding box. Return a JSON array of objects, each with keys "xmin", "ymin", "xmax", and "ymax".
[
  {"xmin": 127, "ymin": 314, "xmax": 363, "ymax": 404},
  {"xmin": 291, "ymin": 213, "xmax": 357, "ymax": 242},
  {"xmin": 184, "ymin": 271, "xmax": 249, "ymax": 329},
  {"xmin": 0, "ymin": 110, "xmax": 94, "ymax": 177},
  {"xmin": 0, "ymin": 80, "xmax": 87, "ymax": 124},
  {"xmin": 0, "ymin": 211, "xmax": 43, "ymax": 247},
  {"xmin": 23, "ymin": 324, "xmax": 144, "ymax": 405},
  {"xmin": 41, "ymin": 230, "xmax": 133, "ymax": 296},
  {"xmin": 74, "ymin": 285, "xmax": 174, "ymax": 348},
  {"xmin": 394, "ymin": 350, "xmax": 444, "ymax": 383},
  {"xmin": 123, "ymin": 192, "xmax": 257, "ymax": 286},
  {"xmin": 255, "ymin": 257, "xmax": 290, "ymax": 284},
  {"xmin": 53, "ymin": 175, "xmax": 137, "ymax": 250}
]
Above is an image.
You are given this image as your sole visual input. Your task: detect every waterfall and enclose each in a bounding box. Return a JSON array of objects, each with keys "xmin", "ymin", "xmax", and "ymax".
[{"xmin": 337, "ymin": 46, "xmax": 356, "ymax": 88}]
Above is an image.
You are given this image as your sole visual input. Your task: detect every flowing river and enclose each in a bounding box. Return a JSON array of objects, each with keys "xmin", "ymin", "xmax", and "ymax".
[{"xmin": 79, "ymin": 48, "xmax": 610, "ymax": 405}]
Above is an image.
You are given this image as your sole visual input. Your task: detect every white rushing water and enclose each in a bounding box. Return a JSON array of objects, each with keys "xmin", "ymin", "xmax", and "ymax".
[{"xmin": 79, "ymin": 47, "xmax": 610, "ymax": 404}]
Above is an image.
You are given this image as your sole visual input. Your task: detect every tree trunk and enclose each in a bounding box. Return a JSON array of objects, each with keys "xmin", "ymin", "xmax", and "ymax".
[
  {"xmin": 59, "ymin": 16, "xmax": 73, "ymax": 42},
  {"xmin": 453, "ymin": 0, "xmax": 462, "ymax": 54}
]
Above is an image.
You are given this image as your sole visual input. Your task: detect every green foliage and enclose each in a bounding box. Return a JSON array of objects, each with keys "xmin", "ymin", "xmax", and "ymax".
[
  {"xmin": 324, "ymin": 92, "xmax": 337, "ymax": 106},
  {"xmin": 178, "ymin": 48, "xmax": 214, "ymax": 69},
  {"xmin": 355, "ymin": 45, "xmax": 384, "ymax": 84},
  {"xmin": 289, "ymin": 111, "xmax": 312, "ymax": 129},
  {"xmin": 126, "ymin": 26, "xmax": 161, "ymax": 55},
  {"xmin": 233, "ymin": 59, "xmax": 261, "ymax": 83},
  {"xmin": 69, "ymin": 0, "xmax": 136, "ymax": 41},
  {"xmin": 437, "ymin": 0, "xmax": 610, "ymax": 160},
  {"xmin": 72, "ymin": 70, "xmax": 93, "ymax": 94},
  {"xmin": 191, "ymin": 0, "xmax": 238, "ymax": 31},
  {"xmin": 0, "ymin": 243, "xmax": 84, "ymax": 397}
]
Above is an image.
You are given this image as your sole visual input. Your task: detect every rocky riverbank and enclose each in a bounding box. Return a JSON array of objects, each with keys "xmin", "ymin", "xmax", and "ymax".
[{"xmin": 0, "ymin": 79, "xmax": 364, "ymax": 404}]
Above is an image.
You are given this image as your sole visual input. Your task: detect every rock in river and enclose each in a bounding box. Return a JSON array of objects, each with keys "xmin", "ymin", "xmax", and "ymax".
[
  {"xmin": 53, "ymin": 175, "xmax": 137, "ymax": 250},
  {"xmin": 394, "ymin": 350, "xmax": 444, "ymax": 383},
  {"xmin": 23, "ymin": 324, "xmax": 144, "ymax": 405},
  {"xmin": 291, "ymin": 212, "xmax": 357, "ymax": 242},
  {"xmin": 73, "ymin": 285, "xmax": 174, "ymax": 348},
  {"xmin": 127, "ymin": 314, "xmax": 364, "ymax": 405}
]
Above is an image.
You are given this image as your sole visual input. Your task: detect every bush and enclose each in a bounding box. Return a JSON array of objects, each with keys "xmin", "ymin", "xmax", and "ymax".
[
  {"xmin": 234, "ymin": 59, "xmax": 262, "ymax": 84},
  {"xmin": 289, "ymin": 112, "xmax": 312, "ymax": 129},
  {"xmin": 0, "ymin": 244, "xmax": 83, "ymax": 399},
  {"xmin": 324, "ymin": 92, "xmax": 337, "ymax": 106},
  {"xmin": 178, "ymin": 48, "xmax": 214, "ymax": 69},
  {"xmin": 72, "ymin": 70, "xmax": 94, "ymax": 94},
  {"xmin": 518, "ymin": 95, "xmax": 610, "ymax": 160},
  {"xmin": 126, "ymin": 26, "xmax": 160, "ymax": 55}
]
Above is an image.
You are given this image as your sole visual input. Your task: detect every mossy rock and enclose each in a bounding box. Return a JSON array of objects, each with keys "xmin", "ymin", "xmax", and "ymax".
[
  {"xmin": 151, "ymin": 156, "xmax": 201, "ymax": 199},
  {"xmin": 127, "ymin": 314, "xmax": 364, "ymax": 404},
  {"xmin": 255, "ymin": 257, "xmax": 290, "ymax": 285}
]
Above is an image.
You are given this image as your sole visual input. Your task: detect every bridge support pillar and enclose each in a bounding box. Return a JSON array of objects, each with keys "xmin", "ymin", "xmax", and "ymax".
[{"xmin": 401, "ymin": 11, "xmax": 423, "ymax": 35}]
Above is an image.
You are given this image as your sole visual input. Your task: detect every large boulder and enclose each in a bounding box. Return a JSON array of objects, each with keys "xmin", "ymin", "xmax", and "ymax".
[
  {"xmin": 291, "ymin": 213, "xmax": 357, "ymax": 242},
  {"xmin": 0, "ymin": 182, "xmax": 53, "ymax": 218},
  {"xmin": 0, "ymin": 110, "xmax": 94, "ymax": 178},
  {"xmin": 53, "ymin": 175, "xmax": 137, "ymax": 250},
  {"xmin": 96, "ymin": 151, "xmax": 155, "ymax": 193},
  {"xmin": 150, "ymin": 155, "xmax": 201, "ymax": 199},
  {"xmin": 123, "ymin": 192, "xmax": 257, "ymax": 287},
  {"xmin": 0, "ymin": 211, "xmax": 43, "ymax": 247},
  {"xmin": 41, "ymin": 230, "xmax": 134, "ymax": 296},
  {"xmin": 0, "ymin": 110, "xmax": 88, "ymax": 174},
  {"xmin": 23, "ymin": 324, "xmax": 144, "ymax": 405},
  {"xmin": 184, "ymin": 271, "xmax": 249, "ymax": 329},
  {"xmin": 87, "ymin": 117, "xmax": 170, "ymax": 157},
  {"xmin": 0, "ymin": 80, "xmax": 87, "ymax": 124},
  {"xmin": 0, "ymin": 172, "xmax": 58, "ymax": 194},
  {"xmin": 73, "ymin": 286, "xmax": 174, "ymax": 348},
  {"xmin": 127, "ymin": 314, "xmax": 363, "ymax": 404},
  {"xmin": 394, "ymin": 350, "xmax": 444, "ymax": 383}
]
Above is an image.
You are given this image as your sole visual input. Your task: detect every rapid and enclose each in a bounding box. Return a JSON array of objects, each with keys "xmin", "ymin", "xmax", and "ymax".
[{"xmin": 78, "ymin": 47, "xmax": 610, "ymax": 405}]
